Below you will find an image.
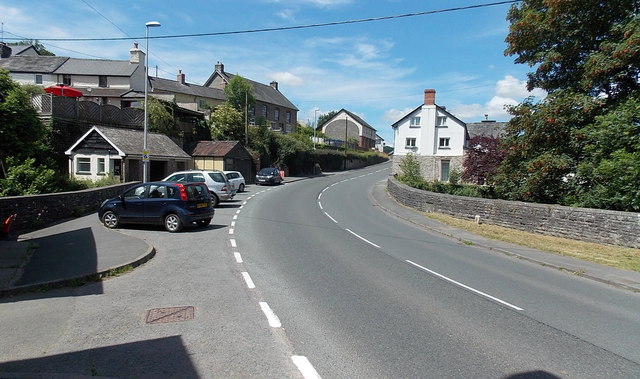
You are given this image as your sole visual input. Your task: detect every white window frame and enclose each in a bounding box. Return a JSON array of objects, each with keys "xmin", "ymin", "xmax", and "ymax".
[
  {"xmin": 436, "ymin": 116, "xmax": 447, "ymax": 127},
  {"xmin": 441, "ymin": 160, "xmax": 450, "ymax": 182},
  {"xmin": 76, "ymin": 157, "xmax": 91, "ymax": 174},
  {"xmin": 439, "ymin": 137, "xmax": 450, "ymax": 149},
  {"xmin": 406, "ymin": 137, "xmax": 417, "ymax": 148},
  {"xmin": 97, "ymin": 157, "xmax": 106, "ymax": 174},
  {"xmin": 410, "ymin": 116, "xmax": 421, "ymax": 127}
]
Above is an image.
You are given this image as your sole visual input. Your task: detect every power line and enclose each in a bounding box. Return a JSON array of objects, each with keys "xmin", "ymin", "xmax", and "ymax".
[{"xmin": 5, "ymin": 1, "xmax": 520, "ymax": 42}]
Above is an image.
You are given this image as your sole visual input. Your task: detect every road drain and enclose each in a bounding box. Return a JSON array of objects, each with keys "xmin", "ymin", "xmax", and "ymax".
[{"xmin": 146, "ymin": 306, "xmax": 195, "ymax": 324}]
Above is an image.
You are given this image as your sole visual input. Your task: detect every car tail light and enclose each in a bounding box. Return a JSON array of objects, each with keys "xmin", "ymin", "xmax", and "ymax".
[
  {"xmin": 175, "ymin": 183, "xmax": 188, "ymax": 201},
  {"xmin": 221, "ymin": 185, "xmax": 228, "ymax": 192}
]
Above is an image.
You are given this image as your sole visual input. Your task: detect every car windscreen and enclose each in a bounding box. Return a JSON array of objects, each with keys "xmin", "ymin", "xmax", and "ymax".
[{"xmin": 258, "ymin": 168, "xmax": 273, "ymax": 175}]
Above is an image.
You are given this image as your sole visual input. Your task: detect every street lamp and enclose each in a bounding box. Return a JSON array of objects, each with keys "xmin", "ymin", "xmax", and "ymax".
[
  {"xmin": 143, "ymin": 20, "xmax": 161, "ymax": 182},
  {"xmin": 313, "ymin": 108, "xmax": 319, "ymax": 150}
]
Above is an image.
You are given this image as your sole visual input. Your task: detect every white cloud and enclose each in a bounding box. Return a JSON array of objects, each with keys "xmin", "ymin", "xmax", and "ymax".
[
  {"xmin": 383, "ymin": 108, "xmax": 414, "ymax": 123},
  {"xmin": 496, "ymin": 75, "xmax": 545, "ymax": 99},
  {"xmin": 269, "ymin": 71, "xmax": 304, "ymax": 86}
]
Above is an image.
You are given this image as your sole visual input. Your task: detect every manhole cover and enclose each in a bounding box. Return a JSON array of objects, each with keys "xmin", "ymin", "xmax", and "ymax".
[{"xmin": 146, "ymin": 306, "xmax": 195, "ymax": 324}]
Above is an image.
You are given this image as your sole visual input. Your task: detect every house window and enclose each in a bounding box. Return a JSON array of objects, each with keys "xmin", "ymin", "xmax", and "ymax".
[
  {"xmin": 249, "ymin": 105, "xmax": 255, "ymax": 116},
  {"xmin": 35, "ymin": 74, "xmax": 43, "ymax": 84},
  {"xmin": 262, "ymin": 105, "xmax": 267, "ymax": 117},
  {"xmin": 198, "ymin": 99, "xmax": 206, "ymax": 110},
  {"xmin": 62, "ymin": 74, "xmax": 71, "ymax": 86},
  {"xmin": 275, "ymin": 108, "xmax": 280, "ymax": 120},
  {"xmin": 436, "ymin": 116, "xmax": 447, "ymax": 127},
  {"xmin": 439, "ymin": 137, "xmax": 450, "ymax": 149},
  {"xmin": 76, "ymin": 157, "xmax": 91, "ymax": 174},
  {"xmin": 97, "ymin": 158, "xmax": 106, "ymax": 174},
  {"xmin": 286, "ymin": 110, "xmax": 291, "ymax": 123},
  {"xmin": 441, "ymin": 160, "xmax": 450, "ymax": 182},
  {"xmin": 99, "ymin": 75, "xmax": 108, "ymax": 88},
  {"xmin": 410, "ymin": 117, "xmax": 421, "ymax": 127},
  {"xmin": 406, "ymin": 137, "xmax": 417, "ymax": 148}
]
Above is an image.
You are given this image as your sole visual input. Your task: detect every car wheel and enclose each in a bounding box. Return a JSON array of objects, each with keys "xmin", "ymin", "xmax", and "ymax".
[
  {"xmin": 197, "ymin": 218, "xmax": 211, "ymax": 227},
  {"xmin": 239, "ymin": 183, "xmax": 245, "ymax": 192},
  {"xmin": 102, "ymin": 211, "xmax": 119, "ymax": 229},
  {"xmin": 164, "ymin": 213, "xmax": 183, "ymax": 232},
  {"xmin": 211, "ymin": 193, "xmax": 220, "ymax": 207}
]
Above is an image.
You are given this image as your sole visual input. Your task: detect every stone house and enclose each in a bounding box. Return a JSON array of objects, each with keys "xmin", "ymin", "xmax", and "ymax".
[{"xmin": 319, "ymin": 109, "xmax": 377, "ymax": 150}]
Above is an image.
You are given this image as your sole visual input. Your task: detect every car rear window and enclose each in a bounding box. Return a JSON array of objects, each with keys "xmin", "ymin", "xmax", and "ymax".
[
  {"xmin": 208, "ymin": 172, "xmax": 225, "ymax": 182},
  {"xmin": 185, "ymin": 184, "xmax": 208, "ymax": 199}
]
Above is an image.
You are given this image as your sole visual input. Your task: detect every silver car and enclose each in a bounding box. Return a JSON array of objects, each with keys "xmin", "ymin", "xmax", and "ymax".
[
  {"xmin": 223, "ymin": 170, "xmax": 246, "ymax": 192},
  {"xmin": 163, "ymin": 170, "xmax": 235, "ymax": 207}
]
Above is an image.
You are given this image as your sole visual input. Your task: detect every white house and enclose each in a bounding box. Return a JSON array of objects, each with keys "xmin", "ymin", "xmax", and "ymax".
[{"xmin": 392, "ymin": 89, "xmax": 467, "ymax": 182}]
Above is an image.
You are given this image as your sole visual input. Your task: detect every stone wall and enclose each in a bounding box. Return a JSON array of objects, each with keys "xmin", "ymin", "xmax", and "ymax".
[
  {"xmin": 0, "ymin": 182, "xmax": 137, "ymax": 235},
  {"xmin": 387, "ymin": 176, "xmax": 640, "ymax": 249}
]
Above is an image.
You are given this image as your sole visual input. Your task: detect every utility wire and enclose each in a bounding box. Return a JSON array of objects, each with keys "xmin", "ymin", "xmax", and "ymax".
[{"xmin": 6, "ymin": 1, "xmax": 520, "ymax": 42}]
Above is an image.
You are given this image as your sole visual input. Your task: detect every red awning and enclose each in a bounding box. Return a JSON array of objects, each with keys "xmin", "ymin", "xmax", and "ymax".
[{"xmin": 44, "ymin": 84, "xmax": 83, "ymax": 98}]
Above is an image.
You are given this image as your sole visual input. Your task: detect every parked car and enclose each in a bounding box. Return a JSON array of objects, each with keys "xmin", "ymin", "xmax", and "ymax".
[
  {"xmin": 255, "ymin": 167, "xmax": 283, "ymax": 185},
  {"xmin": 98, "ymin": 182, "xmax": 214, "ymax": 233},
  {"xmin": 163, "ymin": 170, "xmax": 235, "ymax": 207},
  {"xmin": 224, "ymin": 170, "xmax": 246, "ymax": 192}
]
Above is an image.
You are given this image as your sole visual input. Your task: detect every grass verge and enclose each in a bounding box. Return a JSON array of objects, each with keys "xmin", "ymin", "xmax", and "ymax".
[{"xmin": 423, "ymin": 212, "xmax": 640, "ymax": 273}]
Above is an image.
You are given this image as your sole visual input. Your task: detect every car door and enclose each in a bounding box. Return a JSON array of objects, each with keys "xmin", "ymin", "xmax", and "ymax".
[
  {"xmin": 120, "ymin": 184, "xmax": 147, "ymax": 222},
  {"xmin": 143, "ymin": 184, "xmax": 169, "ymax": 223}
]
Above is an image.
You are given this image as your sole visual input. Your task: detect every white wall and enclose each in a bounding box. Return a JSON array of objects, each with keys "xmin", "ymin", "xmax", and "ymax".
[{"xmin": 8, "ymin": 72, "xmax": 57, "ymax": 87}]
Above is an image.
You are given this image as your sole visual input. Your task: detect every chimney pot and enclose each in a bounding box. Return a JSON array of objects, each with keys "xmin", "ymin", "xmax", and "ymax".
[{"xmin": 424, "ymin": 89, "xmax": 436, "ymax": 105}]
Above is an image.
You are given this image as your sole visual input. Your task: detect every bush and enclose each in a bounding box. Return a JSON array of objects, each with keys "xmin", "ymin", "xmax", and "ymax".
[{"xmin": 0, "ymin": 157, "xmax": 59, "ymax": 196}]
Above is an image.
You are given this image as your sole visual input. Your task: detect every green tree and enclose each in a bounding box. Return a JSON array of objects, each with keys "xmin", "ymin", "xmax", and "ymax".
[
  {"xmin": 0, "ymin": 157, "xmax": 58, "ymax": 196},
  {"xmin": 147, "ymin": 97, "xmax": 179, "ymax": 137},
  {"xmin": 209, "ymin": 103, "xmax": 245, "ymax": 141},
  {"xmin": 224, "ymin": 75, "xmax": 255, "ymax": 112},
  {"xmin": 397, "ymin": 153, "xmax": 423, "ymax": 187},
  {"xmin": 0, "ymin": 68, "xmax": 48, "ymax": 176}
]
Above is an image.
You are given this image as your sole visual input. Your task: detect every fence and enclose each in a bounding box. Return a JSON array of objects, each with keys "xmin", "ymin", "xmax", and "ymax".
[{"xmin": 31, "ymin": 94, "xmax": 144, "ymax": 127}]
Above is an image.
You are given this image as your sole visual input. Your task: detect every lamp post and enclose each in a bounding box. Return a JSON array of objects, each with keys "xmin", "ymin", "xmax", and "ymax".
[
  {"xmin": 143, "ymin": 20, "xmax": 161, "ymax": 182},
  {"xmin": 313, "ymin": 108, "xmax": 319, "ymax": 150}
]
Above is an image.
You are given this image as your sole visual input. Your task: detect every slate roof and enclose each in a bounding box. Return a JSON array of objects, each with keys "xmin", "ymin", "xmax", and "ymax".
[
  {"xmin": 55, "ymin": 58, "xmax": 137, "ymax": 76},
  {"xmin": 150, "ymin": 77, "xmax": 226, "ymax": 100},
  {"xmin": 187, "ymin": 140, "xmax": 242, "ymax": 157},
  {"xmin": 341, "ymin": 109, "xmax": 376, "ymax": 132},
  {"xmin": 0, "ymin": 55, "xmax": 69, "ymax": 73},
  {"xmin": 466, "ymin": 121, "xmax": 506, "ymax": 138},
  {"xmin": 205, "ymin": 67, "xmax": 298, "ymax": 110},
  {"xmin": 67, "ymin": 126, "xmax": 190, "ymax": 159}
]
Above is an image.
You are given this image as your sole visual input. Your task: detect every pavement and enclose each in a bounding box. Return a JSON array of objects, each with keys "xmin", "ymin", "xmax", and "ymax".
[{"xmin": 1, "ymin": 173, "xmax": 640, "ymax": 298}]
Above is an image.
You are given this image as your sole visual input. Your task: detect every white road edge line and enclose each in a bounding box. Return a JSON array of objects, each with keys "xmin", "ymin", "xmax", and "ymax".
[
  {"xmin": 318, "ymin": 202, "xmax": 323, "ymax": 210},
  {"xmin": 259, "ymin": 302, "xmax": 282, "ymax": 328},
  {"xmin": 242, "ymin": 272, "xmax": 256, "ymax": 289},
  {"xmin": 291, "ymin": 355, "xmax": 321, "ymax": 379},
  {"xmin": 324, "ymin": 212, "xmax": 338, "ymax": 224},
  {"xmin": 234, "ymin": 252, "xmax": 243, "ymax": 263},
  {"xmin": 406, "ymin": 260, "xmax": 524, "ymax": 311},
  {"xmin": 346, "ymin": 229, "xmax": 380, "ymax": 248}
]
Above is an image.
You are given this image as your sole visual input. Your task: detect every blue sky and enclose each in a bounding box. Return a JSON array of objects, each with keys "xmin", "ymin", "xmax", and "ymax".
[{"xmin": 1, "ymin": 0, "xmax": 545, "ymax": 144}]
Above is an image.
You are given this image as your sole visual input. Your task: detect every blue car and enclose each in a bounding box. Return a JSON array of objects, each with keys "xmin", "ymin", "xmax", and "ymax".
[{"xmin": 98, "ymin": 182, "xmax": 215, "ymax": 232}]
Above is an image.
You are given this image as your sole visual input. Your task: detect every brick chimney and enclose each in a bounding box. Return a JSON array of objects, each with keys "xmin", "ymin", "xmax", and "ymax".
[
  {"xmin": 129, "ymin": 42, "xmax": 144, "ymax": 65},
  {"xmin": 0, "ymin": 43, "xmax": 12, "ymax": 59},
  {"xmin": 177, "ymin": 70, "xmax": 185, "ymax": 84},
  {"xmin": 424, "ymin": 89, "xmax": 436, "ymax": 105},
  {"xmin": 270, "ymin": 81, "xmax": 278, "ymax": 91}
]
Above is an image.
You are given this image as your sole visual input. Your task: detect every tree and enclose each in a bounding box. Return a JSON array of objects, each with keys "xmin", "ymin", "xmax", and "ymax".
[
  {"xmin": 8, "ymin": 40, "xmax": 55, "ymax": 56},
  {"xmin": 505, "ymin": 0, "xmax": 640, "ymax": 98},
  {"xmin": 397, "ymin": 153, "xmax": 423, "ymax": 187},
  {"xmin": 209, "ymin": 103, "xmax": 245, "ymax": 141},
  {"xmin": 462, "ymin": 136, "xmax": 505, "ymax": 185},
  {"xmin": 317, "ymin": 110, "xmax": 338, "ymax": 128},
  {"xmin": 224, "ymin": 75, "xmax": 255, "ymax": 112},
  {"xmin": 147, "ymin": 97, "xmax": 179, "ymax": 137}
]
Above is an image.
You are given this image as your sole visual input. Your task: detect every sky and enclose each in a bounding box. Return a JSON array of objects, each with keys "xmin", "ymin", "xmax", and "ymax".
[{"xmin": 1, "ymin": 0, "xmax": 546, "ymax": 144}]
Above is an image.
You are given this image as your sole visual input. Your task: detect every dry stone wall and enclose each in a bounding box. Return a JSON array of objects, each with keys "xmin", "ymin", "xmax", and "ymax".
[{"xmin": 387, "ymin": 176, "xmax": 640, "ymax": 249}]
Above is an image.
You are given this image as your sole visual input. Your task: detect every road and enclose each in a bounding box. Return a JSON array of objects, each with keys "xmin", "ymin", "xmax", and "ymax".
[
  {"xmin": 1, "ymin": 161, "xmax": 639, "ymax": 378},
  {"xmin": 235, "ymin": 162, "xmax": 640, "ymax": 378}
]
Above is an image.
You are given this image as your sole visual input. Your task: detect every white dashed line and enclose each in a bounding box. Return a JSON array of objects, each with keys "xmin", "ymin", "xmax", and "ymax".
[
  {"xmin": 259, "ymin": 302, "xmax": 282, "ymax": 328},
  {"xmin": 291, "ymin": 356, "xmax": 321, "ymax": 379},
  {"xmin": 230, "ymin": 239, "xmax": 237, "ymax": 248},
  {"xmin": 242, "ymin": 272, "xmax": 256, "ymax": 289},
  {"xmin": 231, "ymin": 221, "xmax": 236, "ymax": 227},
  {"xmin": 324, "ymin": 212, "xmax": 338, "ymax": 224},
  {"xmin": 236, "ymin": 210, "xmax": 241, "ymax": 214},
  {"xmin": 233, "ymin": 215, "xmax": 238, "ymax": 220},
  {"xmin": 406, "ymin": 260, "xmax": 524, "ymax": 311},
  {"xmin": 346, "ymin": 229, "xmax": 380, "ymax": 248},
  {"xmin": 229, "ymin": 228, "xmax": 234, "ymax": 235},
  {"xmin": 234, "ymin": 252, "xmax": 243, "ymax": 263}
]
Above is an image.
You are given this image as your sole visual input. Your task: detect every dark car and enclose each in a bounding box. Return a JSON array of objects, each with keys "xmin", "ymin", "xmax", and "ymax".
[
  {"xmin": 98, "ymin": 182, "xmax": 215, "ymax": 232},
  {"xmin": 255, "ymin": 167, "xmax": 283, "ymax": 185}
]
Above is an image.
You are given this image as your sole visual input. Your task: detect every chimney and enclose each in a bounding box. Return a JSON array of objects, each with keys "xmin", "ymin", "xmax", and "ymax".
[
  {"xmin": 177, "ymin": 70, "xmax": 186, "ymax": 84},
  {"xmin": 270, "ymin": 81, "xmax": 278, "ymax": 91},
  {"xmin": 424, "ymin": 89, "xmax": 436, "ymax": 105},
  {"xmin": 215, "ymin": 61, "xmax": 224, "ymax": 73},
  {"xmin": 129, "ymin": 42, "xmax": 144, "ymax": 65},
  {"xmin": 0, "ymin": 43, "xmax": 12, "ymax": 59}
]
